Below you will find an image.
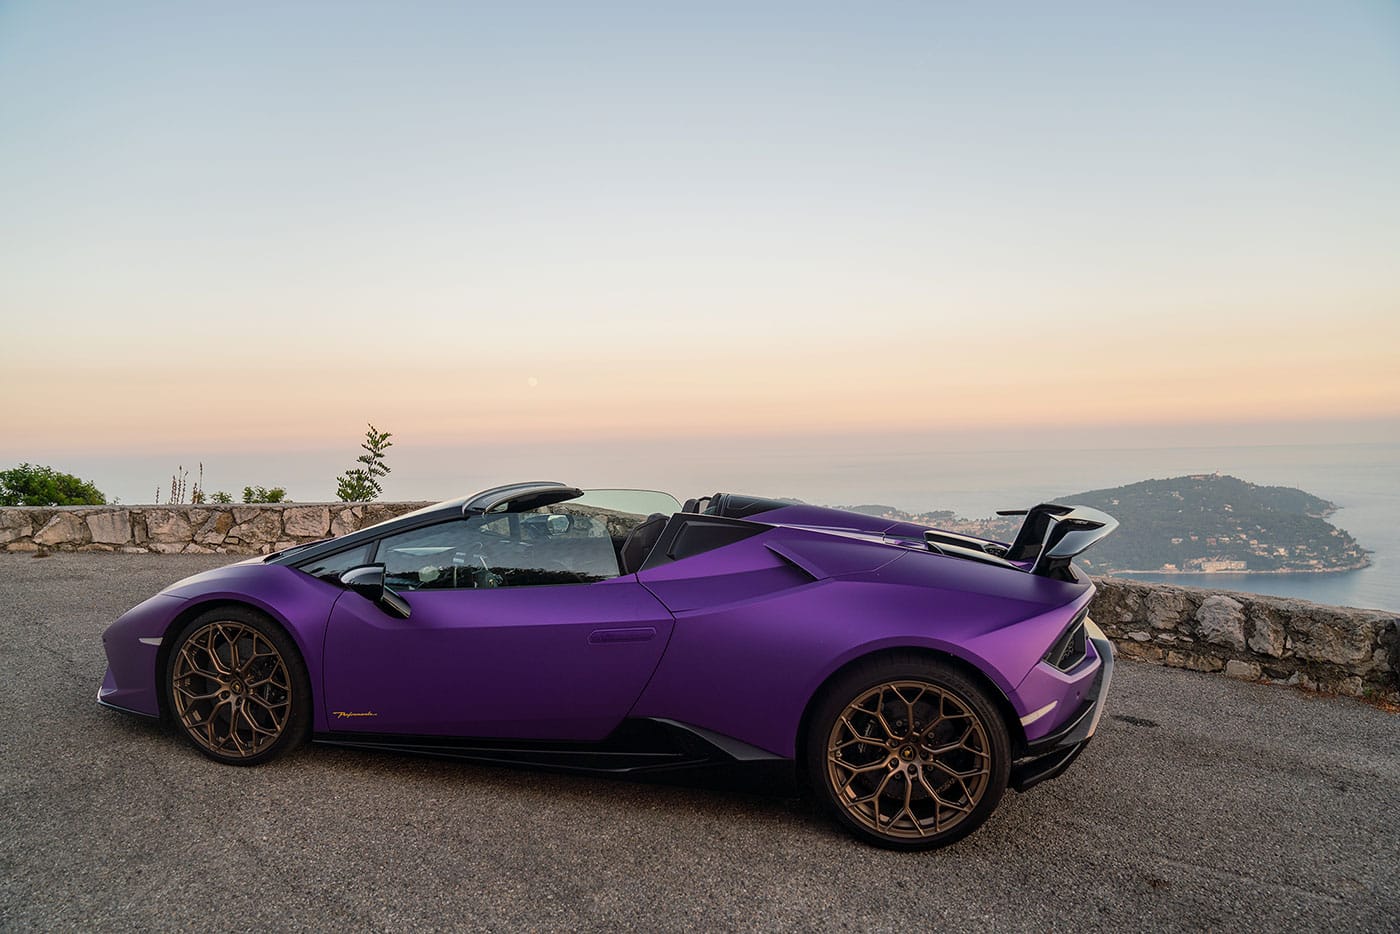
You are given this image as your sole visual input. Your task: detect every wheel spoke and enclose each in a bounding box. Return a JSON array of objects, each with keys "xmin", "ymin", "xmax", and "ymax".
[
  {"xmin": 832, "ymin": 758, "xmax": 893, "ymax": 780},
  {"xmin": 237, "ymin": 703, "xmax": 277, "ymax": 737},
  {"xmin": 898, "ymin": 685, "xmax": 925, "ymax": 732},
  {"xmin": 174, "ymin": 683, "xmax": 221, "ymax": 702},
  {"xmin": 207, "ymin": 628, "xmax": 235, "ymax": 675},
  {"xmin": 900, "ymin": 770, "xmax": 925, "ymax": 837}
]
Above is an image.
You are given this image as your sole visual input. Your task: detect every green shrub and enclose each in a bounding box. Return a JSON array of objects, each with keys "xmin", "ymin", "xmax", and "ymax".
[
  {"xmin": 242, "ymin": 486, "xmax": 288, "ymax": 504},
  {"xmin": 0, "ymin": 463, "xmax": 105, "ymax": 506}
]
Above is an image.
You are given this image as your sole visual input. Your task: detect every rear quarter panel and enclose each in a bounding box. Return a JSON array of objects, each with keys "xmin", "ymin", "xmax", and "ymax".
[{"xmin": 631, "ymin": 530, "xmax": 1090, "ymax": 758}]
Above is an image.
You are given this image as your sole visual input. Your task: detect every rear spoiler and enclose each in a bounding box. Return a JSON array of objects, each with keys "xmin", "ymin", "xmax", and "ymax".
[{"xmin": 998, "ymin": 503, "xmax": 1118, "ymax": 579}]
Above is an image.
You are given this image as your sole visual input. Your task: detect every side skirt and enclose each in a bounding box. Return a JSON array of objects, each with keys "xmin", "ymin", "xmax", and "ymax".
[{"xmin": 312, "ymin": 717, "xmax": 795, "ymax": 784}]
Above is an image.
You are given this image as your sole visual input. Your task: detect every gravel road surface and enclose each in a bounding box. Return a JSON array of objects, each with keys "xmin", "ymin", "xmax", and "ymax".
[{"xmin": 2, "ymin": 553, "xmax": 1397, "ymax": 931}]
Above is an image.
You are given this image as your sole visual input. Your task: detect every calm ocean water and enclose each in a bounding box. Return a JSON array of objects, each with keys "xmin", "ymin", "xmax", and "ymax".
[{"xmin": 869, "ymin": 442, "xmax": 1400, "ymax": 613}]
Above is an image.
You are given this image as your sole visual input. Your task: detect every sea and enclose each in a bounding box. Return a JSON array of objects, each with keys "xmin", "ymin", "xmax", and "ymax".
[{"xmin": 844, "ymin": 441, "xmax": 1400, "ymax": 614}]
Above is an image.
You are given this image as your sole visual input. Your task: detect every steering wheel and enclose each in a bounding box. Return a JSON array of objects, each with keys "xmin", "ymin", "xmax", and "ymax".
[{"xmin": 465, "ymin": 542, "xmax": 503, "ymax": 588}]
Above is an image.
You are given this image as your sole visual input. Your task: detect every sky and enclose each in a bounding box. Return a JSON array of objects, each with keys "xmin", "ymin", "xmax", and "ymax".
[{"xmin": 1, "ymin": 1, "xmax": 1398, "ymax": 503}]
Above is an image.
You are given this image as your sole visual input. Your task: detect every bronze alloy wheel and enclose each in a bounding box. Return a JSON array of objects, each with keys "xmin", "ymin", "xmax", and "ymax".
[
  {"xmin": 809, "ymin": 656, "xmax": 1011, "ymax": 849},
  {"xmin": 826, "ymin": 680, "xmax": 993, "ymax": 840},
  {"xmin": 170, "ymin": 619, "xmax": 295, "ymax": 760}
]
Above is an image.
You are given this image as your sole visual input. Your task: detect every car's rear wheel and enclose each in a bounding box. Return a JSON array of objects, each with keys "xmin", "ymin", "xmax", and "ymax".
[
  {"xmin": 806, "ymin": 655, "xmax": 1010, "ymax": 850},
  {"xmin": 165, "ymin": 607, "xmax": 310, "ymax": 765}
]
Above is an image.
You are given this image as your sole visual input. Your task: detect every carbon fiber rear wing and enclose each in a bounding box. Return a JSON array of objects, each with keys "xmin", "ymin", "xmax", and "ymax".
[{"xmin": 999, "ymin": 504, "xmax": 1118, "ymax": 580}]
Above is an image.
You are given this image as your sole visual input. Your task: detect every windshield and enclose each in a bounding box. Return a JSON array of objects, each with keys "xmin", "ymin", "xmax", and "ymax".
[{"xmin": 575, "ymin": 489, "xmax": 681, "ymax": 519}]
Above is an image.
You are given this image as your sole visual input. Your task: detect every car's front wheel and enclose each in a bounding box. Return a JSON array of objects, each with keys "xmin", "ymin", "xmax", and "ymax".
[
  {"xmin": 806, "ymin": 655, "xmax": 1011, "ymax": 850},
  {"xmin": 165, "ymin": 607, "xmax": 310, "ymax": 765}
]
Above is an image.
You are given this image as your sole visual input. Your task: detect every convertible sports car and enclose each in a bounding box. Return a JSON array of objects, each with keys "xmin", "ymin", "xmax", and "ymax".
[{"xmin": 99, "ymin": 482, "xmax": 1118, "ymax": 850}]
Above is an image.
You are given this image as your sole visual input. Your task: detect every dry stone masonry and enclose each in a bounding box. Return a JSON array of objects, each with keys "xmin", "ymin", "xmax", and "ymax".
[
  {"xmin": 1, "ymin": 505, "xmax": 1395, "ymax": 699},
  {"xmin": 1, "ymin": 503, "xmax": 430, "ymax": 556},
  {"xmin": 1090, "ymin": 577, "xmax": 1398, "ymax": 700}
]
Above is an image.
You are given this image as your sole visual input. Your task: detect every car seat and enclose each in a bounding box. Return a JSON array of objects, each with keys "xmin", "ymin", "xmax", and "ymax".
[{"xmin": 618, "ymin": 513, "xmax": 668, "ymax": 574}]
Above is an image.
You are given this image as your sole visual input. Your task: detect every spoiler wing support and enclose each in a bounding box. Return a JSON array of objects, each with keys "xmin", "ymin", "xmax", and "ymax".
[{"xmin": 1002, "ymin": 504, "xmax": 1119, "ymax": 580}]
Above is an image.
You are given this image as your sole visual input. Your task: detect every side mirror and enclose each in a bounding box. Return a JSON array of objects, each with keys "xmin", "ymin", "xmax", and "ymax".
[{"xmin": 339, "ymin": 564, "xmax": 411, "ymax": 619}]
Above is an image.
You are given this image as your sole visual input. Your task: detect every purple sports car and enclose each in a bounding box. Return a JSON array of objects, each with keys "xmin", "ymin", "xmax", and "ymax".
[{"xmin": 99, "ymin": 482, "xmax": 1117, "ymax": 849}]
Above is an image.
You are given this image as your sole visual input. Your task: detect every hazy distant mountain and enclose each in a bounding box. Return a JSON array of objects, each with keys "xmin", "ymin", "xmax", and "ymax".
[
  {"xmin": 836, "ymin": 474, "xmax": 1369, "ymax": 576},
  {"xmin": 1054, "ymin": 474, "xmax": 1368, "ymax": 574}
]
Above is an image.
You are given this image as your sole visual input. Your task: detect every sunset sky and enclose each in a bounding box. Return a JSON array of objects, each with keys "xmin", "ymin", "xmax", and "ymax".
[{"xmin": 2, "ymin": 2, "xmax": 1397, "ymax": 502}]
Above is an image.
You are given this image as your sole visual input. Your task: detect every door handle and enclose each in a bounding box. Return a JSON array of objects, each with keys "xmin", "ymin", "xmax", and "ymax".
[{"xmin": 587, "ymin": 627, "xmax": 657, "ymax": 645}]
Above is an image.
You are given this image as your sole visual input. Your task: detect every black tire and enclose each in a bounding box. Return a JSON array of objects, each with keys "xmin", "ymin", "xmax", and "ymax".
[
  {"xmin": 164, "ymin": 606, "xmax": 311, "ymax": 766},
  {"xmin": 805, "ymin": 654, "xmax": 1011, "ymax": 850}
]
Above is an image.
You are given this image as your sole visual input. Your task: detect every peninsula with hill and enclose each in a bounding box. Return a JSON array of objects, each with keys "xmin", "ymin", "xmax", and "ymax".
[{"xmin": 840, "ymin": 474, "xmax": 1371, "ymax": 576}]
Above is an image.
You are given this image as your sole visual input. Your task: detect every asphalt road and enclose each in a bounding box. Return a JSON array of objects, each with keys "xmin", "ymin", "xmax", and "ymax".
[{"xmin": 1, "ymin": 553, "xmax": 1397, "ymax": 932}]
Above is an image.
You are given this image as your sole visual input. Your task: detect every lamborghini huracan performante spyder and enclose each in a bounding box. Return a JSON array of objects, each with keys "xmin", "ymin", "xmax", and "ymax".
[{"xmin": 100, "ymin": 482, "xmax": 1118, "ymax": 849}]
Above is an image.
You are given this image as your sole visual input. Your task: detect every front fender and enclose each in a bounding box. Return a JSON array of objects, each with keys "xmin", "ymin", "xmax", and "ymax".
[{"xmin": 100, "ymin": 565, "xmax": 339, "ymax": 731}]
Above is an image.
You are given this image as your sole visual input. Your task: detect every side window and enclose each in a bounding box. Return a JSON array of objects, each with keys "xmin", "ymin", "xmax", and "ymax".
[
  {"xmin": 374, "ymin": 515, "xmax": 619, "ymax": 591},
  {"xmin": 300, "ymin": 543, "xmax": 373, "ymax": 583},
  {"xmin": 376, "ymin": 521, "xmax": 477, "ymax": 591}
]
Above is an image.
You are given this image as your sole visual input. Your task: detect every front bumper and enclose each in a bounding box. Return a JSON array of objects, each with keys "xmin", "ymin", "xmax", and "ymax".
[
  {"xmin": 1009, "ymin": 621, "xmax": 1115, "ymax": 792},
  {"xmin": 97, "ymin": 593, "xmax": 188, "ymax": 718}
]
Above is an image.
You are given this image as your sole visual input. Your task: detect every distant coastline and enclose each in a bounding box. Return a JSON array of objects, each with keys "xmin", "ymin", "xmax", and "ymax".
[
  {"xmin": 1112, "ymin": 560, "xmax": 1372, "ymax": 576},
  {"xmin": 835, "ymin": 473, "xmax": 1371, "ymax": 578}
]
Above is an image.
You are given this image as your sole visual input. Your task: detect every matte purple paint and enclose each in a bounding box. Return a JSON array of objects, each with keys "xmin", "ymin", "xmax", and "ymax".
[{"xmin": 99, "ymin": 491, "xmax": 1108, "ymax": 765}]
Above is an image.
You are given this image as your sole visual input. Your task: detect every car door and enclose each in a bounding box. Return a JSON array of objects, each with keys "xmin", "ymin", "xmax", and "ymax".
[{"xmin": 321, "ymin": 514, "xmax": 675, "ymax": 741}]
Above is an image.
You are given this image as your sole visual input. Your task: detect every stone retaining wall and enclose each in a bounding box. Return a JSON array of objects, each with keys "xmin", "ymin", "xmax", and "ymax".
[
  {"xmin": 2, "ymin": 504, "xmax": 1395, "ymax": 698},
  {"xmin": 1090, "ymin": 577, "xmax": 1398, "ymax": 699},
  {"xmin": 0, "ymin": 503, "xmax": 431, "ymax": 555}
]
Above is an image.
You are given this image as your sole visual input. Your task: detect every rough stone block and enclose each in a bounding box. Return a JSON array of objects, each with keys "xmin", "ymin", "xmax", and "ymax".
[
  {"xmin": 228, "ymin": 511, "xmax": 282, "ymax": 545},
  {"xmin": 1247, "ymin": 614, "xmax": 1287, "ymax": 658},
  {"xmin": 1165, "ymin": 649, "xmax": 1225, "ymax": 673},
  {"xmin": 34, "ymin": 513, "xmax": 88, "ymax": 547},
  {"xmin": 0, "ymin": 509, "xmax": 34, "ymax": 537},
  {"xmin": 1224, "ymin": 660, "xmax": 1261, "ymax": 681},
  {"xmin": 1144, "ymin": 588, "xmax": 1191, "ymax": 629},
  {"xmin": 330, "ymin": 507, "xmax": 363, "ymax": 537},
  {"xmin": 1336, "ymin": 676, "xmax": 1365, "ymax": 697},
  {"xmin": 195, "ymin": 511, "xmax": 235, "ymax": 545},
  {"xmin": 1194, "ymin": 595, "xmax": 1247, "ymax": 651},
  {"xmin": 1289, "ymin": 609, "xmax": 1379, "ymax": 669},
  {"xmin": 86, "ymin": 510, "xmax": 132, "ymax": 545},
  {"xmin": 144, "ymin": 509, "xmax": 193, "ymax": 543},
  {"xmin": 1113, "ymin": 641, "xmax": 1165, "ymax": 663},
  {"xmin": 283, "ymin": 506, "xmax": 330, "ymax": 538}
]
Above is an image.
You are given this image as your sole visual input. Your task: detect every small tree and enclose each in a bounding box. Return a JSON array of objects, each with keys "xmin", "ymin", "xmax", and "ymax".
[
  {"xmin": 336, "ymin": 424, "xmax": 393, "ymax": 502},
  {"xmin": 0, "ymin": 464, "xmax": 105, "ymax": 506}
]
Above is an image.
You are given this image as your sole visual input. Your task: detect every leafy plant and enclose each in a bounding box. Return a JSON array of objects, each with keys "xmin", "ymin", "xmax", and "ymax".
[
  {"xmin": 0, "ymin": 463, "xmax": 106, "ymax": 506},
  {"xmin": 210, "ymin": 491, "xmax": 234, "ymax": 504},
  {"xmin": 336, "ymin": 424, "xmax": 394, "ymax": 502},
  {"xmin": 242, "ymin": 486, "xmax": 288, "ymax": 504}
]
